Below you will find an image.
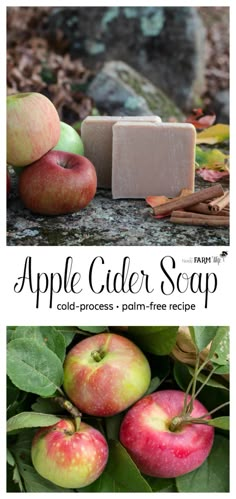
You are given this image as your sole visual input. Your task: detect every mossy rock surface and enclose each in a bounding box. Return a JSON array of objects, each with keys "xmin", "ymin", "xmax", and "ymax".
[{"xmin": 88, "ymin": 61, "xmax": 184, "ymax": 121}]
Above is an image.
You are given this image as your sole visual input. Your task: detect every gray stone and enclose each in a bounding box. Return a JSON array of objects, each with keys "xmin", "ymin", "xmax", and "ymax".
[
  {"xmin": 7, "ymin": 172, "xmax": 229, "ymax": 247},
  {"xmin": 214, "ymin": 90, "xmax": 229, "ymax": 124},
  {"xmin": 47, "ymin": 6, "xmax": 206, "ymax": 110},
  {"xmin": 87, "ymin": 61, "xmax": 184, "ymax": 121}
]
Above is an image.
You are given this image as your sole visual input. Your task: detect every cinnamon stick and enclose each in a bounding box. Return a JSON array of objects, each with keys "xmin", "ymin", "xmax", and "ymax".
[
  {"xmin": 185, "ymin": 203, "xmax": 229, "ymax": 216},
  {"xmin": 172, "ymin": 210, "xmax": 229, "ymax": 221},
  {"xmin": 170, "ymin": 215, "xmax": 229, "ymax": 227},
  {"xmin": 208, "ymin": 190, "xmax": 229, "ymax": 212},
  {"xmin": 153, "ymin": 184, "xmax": 224, "ymax": 216}
]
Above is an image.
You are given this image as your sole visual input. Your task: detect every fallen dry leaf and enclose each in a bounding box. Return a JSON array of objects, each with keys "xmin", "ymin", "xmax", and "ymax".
[
  {"xmin": 186, "ymin": 108, "xmax": 216, "ymax": 129},
  {"xmin": 197, "ymin": 168, "xmax": 229, "ymax": 182},
  {"xmin": 196, "ymin": 124, "xmax": 229, "ymax": 144}
]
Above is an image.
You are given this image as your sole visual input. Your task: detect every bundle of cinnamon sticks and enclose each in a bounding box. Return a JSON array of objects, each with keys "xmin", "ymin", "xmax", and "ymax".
[{"xmin": 152, "ymin": 184, "xmax": 229, "ymax": 227}]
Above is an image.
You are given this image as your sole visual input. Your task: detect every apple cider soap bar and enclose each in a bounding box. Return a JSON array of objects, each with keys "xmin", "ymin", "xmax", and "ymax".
[
  {"xmin": 112, "ymin": 122, "xmax": 196, "ymax": 199},
  {"xmin": 81, "ymin": 116, "xmax": 161, "ymax": 188}
]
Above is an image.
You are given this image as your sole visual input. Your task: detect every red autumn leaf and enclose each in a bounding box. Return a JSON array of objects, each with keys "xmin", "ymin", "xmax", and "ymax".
[
  {"xmin": 197, "ymin": 168, "xmax": 229, "ymax": 182},
  {"xmin": 146, "ymin": 195, "xmax": 169, "ymax": 208},
  {"xmin": 186, "ymin": 108, "xmax": 216, "ymax": 129}
]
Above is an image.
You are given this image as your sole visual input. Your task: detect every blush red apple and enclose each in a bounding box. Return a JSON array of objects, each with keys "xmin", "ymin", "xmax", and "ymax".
[
  {"xmin": 63, "ymin": 333, "xmax": 151, "ymax": 417},
  {"xmin": 18, "ymin": 150, "xmax": 97, "ymax": 215},
  {"xmin": 7, "ymin": 92, "xmax": 61, "ymax": 167},
  {"xmin": 120, "ymin": 390, "xmax": 214, "ymax": 478},
  {"xmin": 31, "ymin": 419, "xmax": 108, "ymax": 488}
]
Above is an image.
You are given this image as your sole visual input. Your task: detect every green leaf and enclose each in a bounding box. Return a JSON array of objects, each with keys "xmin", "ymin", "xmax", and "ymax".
[
  {"xmin": 7, "ymin": 448, "xmax": 15, "ymax": 466},
  {"xmin": 81, "ymin": 441, "xmax": 152, "ymax": 492},
  {"xmin": 176, "ymin": 435, "xmax": 229, "ymax": 492},
  {"xmin": 206, "ymin": 416, "xmax": 229, "ymax": 430},
  {"xmin": 10, "ymin": 326, "xmax": 66, "ymax": 363},
  {"xmin": 145, "ymin": 376, "xmax": 161, "ymax": 395},
  {"xmin": 213, "ymin": 364, "xmax": 230, "ymax": 375},
  {"xmin": 105, "ymin": 413, "xmax": 124, "ymax": 440},
  {"xmin": 77, "ymin": 326, "xmax": 109, "ymax": 333},
  {"xmin": 54, "ymin": 326, "xmax": 78, "ymax": 347},
  {"xmin": 189, "ymin": 326, "xmax": 219, "ymax": 352},
  {"xmin": 144, "ymin": 475, "xmax": 177, "ymax": 492},
  {"xmin": 7, "ymin": 412, "xmax": 61, "ymax": 433},
  {"xmin": 208, "ymin": 327, "xmax": 229, "ymax": 364},
  {"xmin": 31, "ymin": 397, "xmax": 63, "ymax": 415},
  {"xmin": 195, "ymin": 146, "xmax": 229, "ymax": 171},
  {"xmin": 174, "ymin": 362, "xmax": 229, "ymax": 397},
  {"xmin": 20, "ymin": 464, "xmax": 71, "ymax": 492},
  {"xmin": 187, "ymin": 367, "xmax": 229, "ymax": 391},
  {"xmin": 7, "ymin": 338, "xmax": 64, "ymax": 397},
  {"xmin": 127, "ymin": 326, "xmax": 178, "ymax": 355},
  {"xmin": 196, "ymin": 124, "xmax": 230, "ymax": 145}
]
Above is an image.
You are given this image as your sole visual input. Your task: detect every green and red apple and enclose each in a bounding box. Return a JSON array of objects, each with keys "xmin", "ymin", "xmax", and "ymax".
[
  {"xmin": 63, "ymin": 333, "xmax": 151, "ymax": 417},
  {"xmin": 120, "ymin": 390, "xmax": 214, "ymax": 478},
  {"xmin": 18, "ymin": 150, "xmax": 97, "ymax": 215},
  {"xmin": 31, "ymin": 419, "xmax": 108, "ymax": 488},
  {"xmin": 7, "ymin": 92, "xmax": 60, "ymax": 167}
]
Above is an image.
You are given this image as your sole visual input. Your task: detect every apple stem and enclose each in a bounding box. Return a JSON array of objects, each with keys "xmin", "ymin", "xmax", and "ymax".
[
  {"xmin": 53, "ymin": 396, "xmax": 82, "ymax": 419},
  {"xmin": 75, "ymin": 416, "xmax": 81, "ymax": 432},
  {"xmin": 169, "ymin": 415, "xmax": 190, "ymax": 432},
  {"xmin": 91, "ymin": 349, "xmax": 105, "ymax": 362}
]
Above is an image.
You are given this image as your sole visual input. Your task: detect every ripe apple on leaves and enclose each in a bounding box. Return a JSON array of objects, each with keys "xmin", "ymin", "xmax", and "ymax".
[
  {"xmin": 7, "ymin": 92, "xmax": 60, "ymax": 167},
  {"xmin": 63, "ymin": 333, "xmax": 151, "ymax": 417},
  {"xmin": 31, "ymin": 419, "xmax": 108, "ymax": 488},
  {"xmin": 120, "ymin": 390, "xmax": 214, "ymax": 478},
  {"xmin": 18, "ymin": 150, "xmax": 97, "ymax": 215},
  {"xmin": 53, "ymin": 121, "xmax": 84, "ymax": 155}
]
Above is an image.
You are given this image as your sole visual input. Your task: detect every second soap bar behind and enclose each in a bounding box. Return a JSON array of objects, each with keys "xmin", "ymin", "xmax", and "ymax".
[{"xmin": 81, "ymin": 116, "xmax": 161, "ymax": 188}]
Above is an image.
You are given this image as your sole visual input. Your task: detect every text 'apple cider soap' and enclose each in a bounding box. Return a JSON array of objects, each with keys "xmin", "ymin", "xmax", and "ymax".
[{"xmin": 112, "ymin": 122, "xmax": 196, "ymax": 199}]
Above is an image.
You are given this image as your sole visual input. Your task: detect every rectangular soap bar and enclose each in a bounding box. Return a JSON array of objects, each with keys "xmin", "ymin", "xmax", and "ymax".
[
  {"xmin": 112, "ymin": 122, "xmax": 196, "ymax": 199},
  {"xmin": 81, "ymin": 116, "xmax": 161, "ymax": 188}
]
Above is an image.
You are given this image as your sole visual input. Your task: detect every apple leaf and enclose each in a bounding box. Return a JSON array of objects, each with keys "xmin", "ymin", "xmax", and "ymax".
[
  {"xmin": 105, "ymin": 413, "xmax": 124, "ymax": 440},
  {"xmin": 18, "ymin": 464, "xmax": 71, "ymax": 493},
  {"xmin": 127, "ymin": 326, "xmax": 179, "ymax": 355},
  {"xmin": 144, "ymin": 475, "xmax": 177, "ymax": 492},
  {"xmin": 10, "ymin": 326, "xmax": 66, "ymax": 363},
  {"xmin": 80, "ymin": 441, "xmax": 152, "ymax": 492},
  {"xmin": 145, "ymin": 376, "xmax": 161, "ymax": 395},
  {"xmin": 7, "ymin": 412, "xmax": 61, "ymax": 433},
  {"xmin": 207, "ymin": 326, "xmax": 229, "ymax": 364},
  {"xmin": 7, "ymin": 339, "xmax": 64, "ymax": 397},
  {"xmin": 196, "ymin": 124, "xmax": 229, "ymax": 145},
  {"xmin": 206, "ymin": 416, "xmax": 229, "ymax": 430},
  {"xmin": 174, "ymin": 361, "xmax": 229, "ymax": 394},
  {"xmin": 187, "ymin": 367, "xmax": 229, "ymax": 391},
  {"xmin": 31, "ymin": 397, "xmax": 63, "ymax": 415},
  {"xmin": 77, "ymin": 326, "xmax": 109, "ymax": 333},
  {"xmin": 189, "ymin": 326, "xmax": 220, "ymax": 352},
  {"xmin": 7, "ymin": 448, "xmax": 15, "ymax": 467},
  {"xmin": 176, "ymin": 435, "xmax": 229, "ymax": 492}
]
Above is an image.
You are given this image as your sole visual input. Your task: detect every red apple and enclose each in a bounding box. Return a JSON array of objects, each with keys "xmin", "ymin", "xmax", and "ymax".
[
  {"xmin": 53, "ymin": 121, "xmax": 84, "ymax": 155},
  {"xmin": 120, "ymin": 390, "xmax": 214, "ymax": 478},
  {"xmin": 31, "ymin": 419, "xmax": 108, "ymax": 488},
  {"xmin": 63, "ymin": 333, "xmax": 151, "ymax": 417},
  {"xmin": 18, "ymin": 150, "xmax": 97, "ymax": 215},
  {"xmin": 7, "ymin": 92, "xmax": 60, "ymax": 167}
]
